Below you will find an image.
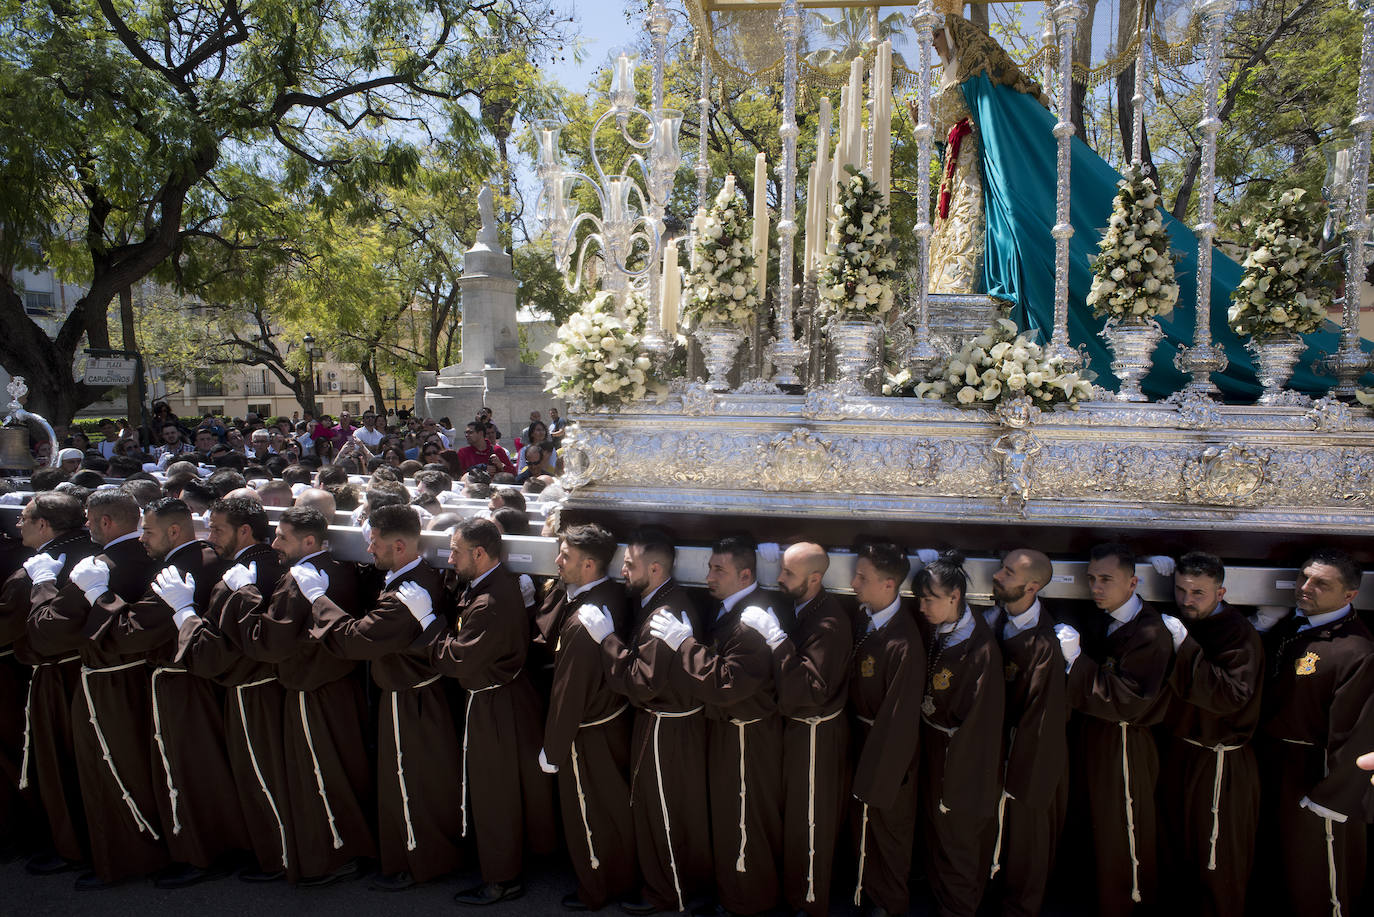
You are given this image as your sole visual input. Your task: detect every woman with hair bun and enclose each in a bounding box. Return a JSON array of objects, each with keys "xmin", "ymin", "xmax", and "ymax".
[{"xmin": 913, "ymin": 550, "xmax": 1005, "ymax": 917}]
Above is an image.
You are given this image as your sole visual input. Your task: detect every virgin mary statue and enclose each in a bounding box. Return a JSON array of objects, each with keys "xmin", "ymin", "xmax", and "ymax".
[{"xmin": 922, "ymin": 11, "xmax": 1362, "ymax": 401}]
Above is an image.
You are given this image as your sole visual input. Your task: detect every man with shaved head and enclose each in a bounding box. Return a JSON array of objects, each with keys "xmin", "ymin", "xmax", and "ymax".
[
  {"xmin": 984, "ymin": 547, "xmax": 1067, "ymax": 917},
  {"xmin": 293, "ymin": 487, "xmax": 336, "ymax": 520},
  {"xmin": 739, "ymin": 541, "xmax": 852, "ymax": 916}
]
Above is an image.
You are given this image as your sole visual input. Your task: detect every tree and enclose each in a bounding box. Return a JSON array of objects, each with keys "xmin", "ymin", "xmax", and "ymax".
[{"xmin": 0, "ymin": 0, "xmax": 570, "ymax": 426}]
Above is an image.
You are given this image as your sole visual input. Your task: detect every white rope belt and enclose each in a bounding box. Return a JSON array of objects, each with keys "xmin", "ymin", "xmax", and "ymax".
[
  {"xmin": 298, "ymin": 692, "xmax": 343, "ymax": 850},
  {"xmin": 988, "ymin": 790, "xmax": 1012, "ymax": 879},
  {"xmin": 651, "ymin": 706, "xmax": 703, "ymax": 912},
  {"xmin": 789, "ymin": 706, "xmax": 844, "ymax": 902},
  {"xmin": 0, "ymin": 648, "xmax": 13, "ymax": 657},
  {"xmin": 729, "ymin": 716, "xmax": 762, "ymax": 873},
  {"xmin": 81, "ymin": 660, "xmax": 159, "ymax": 838},
  {"xmin": 1324, "ymin": 816, "xmax": 1343, "ymax": 917},
  {"xmin": 1120, "ymin": 722, "xmax": 1141, "ymax": 904},
  {"xmin": 19, "ymin": 654, "xmax": 79, "ymax": 789},
  {"xmin": 920, "ymin": 714, "xmax": 957, "ymax": 738},
  {"xmin": 1182, "ymin": 737, "xmax": 1244, "ymax": 871},
  {"xmin": 151, "ymin": 667, "xmax": 184, "ymax": 834},
  {"xmin": 580, "ymin": 702, "xmax": 628, "ymax": 729},
  {"xmin": 393, "ymin": 674, "xmax": 441, "ymax": 850},
  {"xmin": 459, "ymin": 668, "xmax": 519, "ymax": 838},
  {"xmin": 855, "ymin": 714, "xmax": 875, "ymax": 726},
  {"xmin": 235, "ymin": 677, "xmax": 287, "ymax": 869},
  {"xmin": 853, "ymin": 802, "xmax": 870, "ymax": 907},
  {"xmin": 570, "ymin": 703, "xmax": 630, "ymax": 874}
]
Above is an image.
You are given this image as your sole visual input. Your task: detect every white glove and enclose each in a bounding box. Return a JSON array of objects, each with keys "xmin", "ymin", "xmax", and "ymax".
[
  {"xmin": 577, "ymin": 603, "xmax": 614, "ymax": 644},
  {"xmin": 153, "ymin": 568, "xmax": 197, "ymax": 618},
  {"xmin": 538, "ymin": 748, "xmax": 559, "ymax": 774},
  {"xmin": 518, "ymin": 573, "xmax": 536, "ymax": 609},
  {"xmin": 70, "ymin": 556, "xmax": 111, "ymax": 605},
  {"xmin": 1252, "ymin": 605, "xmax": 1291, "ymax": 634},
  {"xmin": 740, "ymin": 605, "xmax": 786, "ymax": 649},
  {"xmin": 1300, "ymin": 796, "xmax": 1348, "ymax": 823},
  {"xmin": 396, "ymin": 581, "xmax": 435, "ymax": 627},
  {"xmin": 1053, "ymin": 623, "xmax": 1081, "ymax": 672},
  {"xmin": 290, "ymin": 563, "xmax": 330, "ymax": 603},
  {"xmin": 1161, "ymin": 613, "xmax": 1188, "ymax": 650},
  {"xmin": 1149, "ymin": 555, "xmax": 1176, "ymax": 577},
  {"xmin": 649, "ymin": 610, "xmax": 692, "ymax": 651},
  {"xmin": 916, "ymin": 548, "xmax": 939, "ymax": 566},
  {"xmin": 221, "ymin": 561, "xmax": 257, "ymax": 593},
  {"xmin": 24, "ymin": 553, "xmax": 65, "ymax": 585},
  {"xmin": 756, "ymin": 542, "xmax": 781, "ymax": 565}
]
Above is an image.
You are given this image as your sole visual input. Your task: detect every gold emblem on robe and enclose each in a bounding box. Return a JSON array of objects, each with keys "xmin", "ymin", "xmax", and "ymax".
[
  {"xmin": 1295, "ymin": 651, "xmax": 1319, "ymax": 676},
  {"xmin": 1004, "ymin": 661, "xmax": 1019, "ymax": 681},
  {"xmin": 932, "ymin": 667, "xmax": 953, "ymax": 691},
  {"xmin": 860, "ymin": 655, "xmax": 876, "ymax": 678}
]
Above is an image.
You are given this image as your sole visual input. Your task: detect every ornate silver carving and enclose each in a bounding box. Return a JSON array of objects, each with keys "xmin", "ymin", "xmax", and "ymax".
[
  {"xmin": 1101, "ymin": 318, "xmax": 1164, "ymax": 401},
  {"xmin": 1048, "ymin": 0, "xmax": 1085, "ymax": 368},
  {"xmin": 1248, "ymin": 335, "xmax": 1311, "ymax": 406},
  {"xmin": 827, "ymin": 319, "xmax": 884, "ymax": 394},
  {"xmin": 1182, "ymin": 442, "xmax": 1267, "ymax": 505},
  {"xmin": 1307, "ymin": 395, "xmax": 1353, "ymax": 432},
  {"xmin": 767, "ymin": 0, "xmax": 806, "ymax": 387},
  {"xmin": 695, "ymin": 325, "xmax": 745, "ymax": 391},
  {"xmin": 904, "ymin": 0, "xmax": 941, "ymax": 377}
]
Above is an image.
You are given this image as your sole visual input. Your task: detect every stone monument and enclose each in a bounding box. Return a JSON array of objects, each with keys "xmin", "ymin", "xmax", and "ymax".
[{"xmin": 415, "ymin": 183, "xmax": 557, "ymax": 442}]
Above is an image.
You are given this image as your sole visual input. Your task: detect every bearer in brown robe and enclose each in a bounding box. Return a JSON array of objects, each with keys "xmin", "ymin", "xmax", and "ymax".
[
  {"xmin": 239, "ymin": 505, "xmax": 375, "ymax": 887},
  {"xmin": 650, "ymin": 535, "xmax": 786, "ymax": 917},
  {"xmin": 581, "ymin": 525, "xmax": 711, "ymax": 915},
  {"xmin": 913, "ymin": 552, "xmax": 1005, "ymax": 917},
  {"xmin": 982, "ymin": 548, "xmax": 1067, "ymax": 917},
  {"xmin": 536, "ymin": 523, "xmax": 634, "ymax": 911},
  {"xmin": 0, "ymin": 530, "xmax": 38, "ymax": 858},
  {"xmin": 739, "ymin": 542, "xmax": 851, "ymax": 917},
  {"xmin": 170, "ymin": 495, "xmax": 292, "ymax": 881},
  {"xmin": 1055, "ymin": 543, "xmax": 1173, "ymax": 917},
  {"xmin": 426, "ymin": 516, "xmax": 557, "ymax": 905},
  {"xmin": 1254, "ymin": 548, "xmax": 1374, "ymax": 917},
  {"xmin": 30, "ymin": 490, "xmax": 166, "ymax": 887},
  {"xmin": 1158, "ymin": 552, "xmax": 1263, "ymax": 917},
  {"xmin": 94, "ymin": 497, "xmax": 247, "ymax": 888},
  {"xmin": 306, "ymin": 503, "xmax": 462, "ymax": 890},
  {"xmin": 11, "ymin": 493, "xmax": 98, "ymax": 876},
  {"xmin": 847, "ymin": 541, "xmax": 924, "ymax": 917}
]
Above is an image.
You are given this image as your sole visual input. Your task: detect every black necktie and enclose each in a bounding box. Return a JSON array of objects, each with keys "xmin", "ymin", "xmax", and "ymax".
[{"xmin": 1271, "ymin": 615, "xmax": 1309, "ymax": 679}]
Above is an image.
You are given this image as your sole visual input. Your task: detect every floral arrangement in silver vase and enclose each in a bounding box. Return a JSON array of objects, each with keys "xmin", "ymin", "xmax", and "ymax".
[
  {"xmin": 543, "ymin": 290, "xmax": 655, "ymax": 407},
  {"xmin": 1087, "ymin": 164, "xmax": 1179, "ymax": 321},
  {"xmin": 816, "ymin": 165, "xmax": 900, "ymax": 321},
  {"xmin": 914, "ymin": 318, "xmax": 1093, "ymax": 408},
  {"xmin": 1228, "ymin": 188, "xmax": 1335, "ymax": 341},
  {"xmin": 681, "ymin": 176, "xmax": 759, "ymax": 330}
]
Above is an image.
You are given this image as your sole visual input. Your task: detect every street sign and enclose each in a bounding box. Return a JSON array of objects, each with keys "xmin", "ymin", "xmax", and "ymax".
[{"xmin": 85, "ymin": 357, "xmax": 138, "ymax": 386}]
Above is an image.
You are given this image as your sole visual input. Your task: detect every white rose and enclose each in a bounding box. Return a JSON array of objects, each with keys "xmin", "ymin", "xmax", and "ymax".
[{"xmin": 956, "ymin": 386, "xmax": 978, "ymax": 404}]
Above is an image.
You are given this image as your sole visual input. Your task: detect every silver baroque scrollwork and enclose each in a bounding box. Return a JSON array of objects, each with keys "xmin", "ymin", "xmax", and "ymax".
[
  {"xmin": 1168, "ymin": 390, "xmax": 1224, "ymax": 429},
  {"xmin": 1307, "ymin": 395, "xmax": 1353, "ymax": 432},
  {"xmin": 1182, "ymin": 443, "xmax": 1268, "ymax": 506}
]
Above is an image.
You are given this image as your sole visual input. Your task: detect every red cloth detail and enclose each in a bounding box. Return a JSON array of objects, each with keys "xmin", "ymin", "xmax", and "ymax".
[{"xmin": 937, "ymin": 118, "xmax": 973, "ymax": 221}]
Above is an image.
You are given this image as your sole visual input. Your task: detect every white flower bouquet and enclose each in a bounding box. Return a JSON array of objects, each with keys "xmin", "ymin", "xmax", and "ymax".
[
  {"xmin": 543, "ymin": 290, "xmax": 654, "ymax": 407},
  {"xmin": 1228, "ymin": 188, "xmax": 1335, "ymax": 341},
  {"xmin": 1087, "ymin": 164, "xmax": 1179, "ymax": 321},
  {"xmin": 817, "ymin": 165, "xmax": 900, "ymax": 321},
  {"xmin": 681, "ymin": 179, "xmax": 759, "ymax": 329},
  {"xmin": 914, "ymin": 317, "xmax": 1093, "ymax": 408}
]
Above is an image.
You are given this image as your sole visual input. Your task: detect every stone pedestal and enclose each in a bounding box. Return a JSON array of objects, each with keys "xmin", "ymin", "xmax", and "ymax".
[{"xmin": 416, "ymin": 234, "xmax": 558, "ymax": 444}]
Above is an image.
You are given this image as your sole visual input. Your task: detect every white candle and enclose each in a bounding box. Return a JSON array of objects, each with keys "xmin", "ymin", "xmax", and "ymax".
[
  {"xmin": 661, "ymin": 242, "xmax": 679, "ymax": 336},
  {"xmin": 835, "ymin": 85, "xmax": 849, "ymax": 174},
  {"xmin": 847, "ymin": 56, "xmax": 864, "ymax": 172},
  {"xmin": 723, "ymin": 173, "xmax": 735, "ymax": 200},
  {"xmin": 814, "ymin": 96, "xmax": 832, "ymax": 272},
  {"xmin": 753, "ymin": 152, "xmax": 769, "ymax": 304},
  {"xmin": 804, "ymin": 161, "xmax": 818, "ymax": 272},
  {"xmin": 873, "ymin": 41, "xmax": 893, "ymax": 204}
]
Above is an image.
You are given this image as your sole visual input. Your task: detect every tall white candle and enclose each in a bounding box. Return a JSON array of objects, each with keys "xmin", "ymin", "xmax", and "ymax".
[
  {"xmin": 814, "ymin": 96, "xmax": 832, "ymax": 272},
  {"xmin": 847, "ymin": 56, "xmax": 864, "ymax": 172},
  {"xmin": 661, "ymin": 241, "xmax": 680, "ymax": 336},
  {"xmin": 752, "ymin": 152, "xmax": 769, "ymax": 305},
  {"xmin": 873, "ymin": 41, "xmax": 893, "ymax": 204},
  {"xmin": 723, "ymin": 173, "xmax": 735, "ymax": 200},
  {"xmin": 835, "ymin": 85, "xmax": 850, "ymax": 174},
  {"xmin": 804, "ymin": 161, "xmax": 818, "ymax": 272}
]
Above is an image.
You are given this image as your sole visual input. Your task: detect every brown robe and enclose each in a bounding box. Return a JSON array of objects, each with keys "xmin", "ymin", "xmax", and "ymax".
[
  {"xmin": 175, "ymin": 542, "xmax": 293, "ymax": 877},
  {"xmin": 849, "ymin": 602, "xmax": 925, "ymax": 916},
  {"xmin": 1159, "ymin": 605, "xmax": 1263, "ymax": 917},
  {"xmin": 84, "ymin": 539, "xmax": 248, "ymax": 868},
  {"xmin": 31, "ymin": 535, "xmax": 167, "ymax": 881},
  {"xmin": 11, "ymin": 529, "xmax": 99, "ymax": 863},
  {"xmin": 599, "ymin": 579, "xmax": 712, "ymax": 913},
  {"xmin": 919, "ymin": 611, "xmax": 1005, "ymax": 917},
  {"xmin": 0, "ymin": 537, "xmax": 38, "ymax": 851},
  {"xmin": 312, "ymin": 559, "xmax": 462, "ymax": 883},
  {"xmin": 1256, "ymin": 609, "xmax": 1374, "ymax": 917},
  {"xmin": 426, "ymin": 562, "xmax": 556, "ymax": 884},
  {"xmin": 239, "ymin": 550, "xmax": 376, "ymax": 880},
  {"xmin": 539, "ymin": 579, "xmax": 634, "ymax": 908},
  {"xmin": 1067, "ymin": 599, "xmax": 1173, "ymax": 917},
  {"xmin": 773, "ymin": 590, "xmax": 852, "ymax": 916},
  {"xmin": 984, "ymin": 604, "xmax": 1068, "ymax": 917}
]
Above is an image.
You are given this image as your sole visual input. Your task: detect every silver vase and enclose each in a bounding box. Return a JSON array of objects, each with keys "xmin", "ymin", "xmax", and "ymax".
[
  {"xmin": 694, "ymin": 324, "xmax": 745, "ymax": 392},
  {"xmin": 828, "ymin": 319, "xmax": 884, "ymax": 394},
  {"xmin": 1248, "ymin": 334, "xmax": 1307, "ymax": 405},
  {"xmin": 1101, "ymin": 317, "xmax": 1163, "ymax": 402}
]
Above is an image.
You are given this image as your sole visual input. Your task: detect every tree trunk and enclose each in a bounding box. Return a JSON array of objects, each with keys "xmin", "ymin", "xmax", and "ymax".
[
  {"xmin": 119, "ymin": 286, "xmax": 144, "ymax": 429},
  {"xmin": 1069, "ymin": 0, "xmax": 1098, "ymax": 143},
  {"xmin": 361, "ymin": 356, "xmax": 387, "ymax": 417}
]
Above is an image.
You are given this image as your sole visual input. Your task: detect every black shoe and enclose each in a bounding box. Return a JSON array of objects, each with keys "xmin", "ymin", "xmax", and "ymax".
[
  {"xmin": 153, "ymin": 862, "xmax": 231, "ymax": 889},
  {"xmin": 300, "ymin": 858, "xmax": 365, "ymax": 888},
  {"xmin": 562, "ymin": 892, "xmax": 591, "ymax": 911},
  {"xmin": 620, "ymin": 898, "xmax": 659, "ymax": 916},
  {"xmin": 239, "ymin": 868, "xmax": 285, "ymax": 883},
  {"xmin": 370, "ymin": 871, "xmax": 417, "ymax": 892},
  {"xmin": 26, "ymin": 854, "xmax": 83, "ymax": 876},
  {"xmin": 74, "ymin": 871, "xmax": 113, "ymax": 891},
  {"xmin": 690, "ymin": 906, "xmax": 732, "ymax": 917},
  {"xmin": 454, "ymin": 880, "xmax": 525, "ymax": 906}
]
